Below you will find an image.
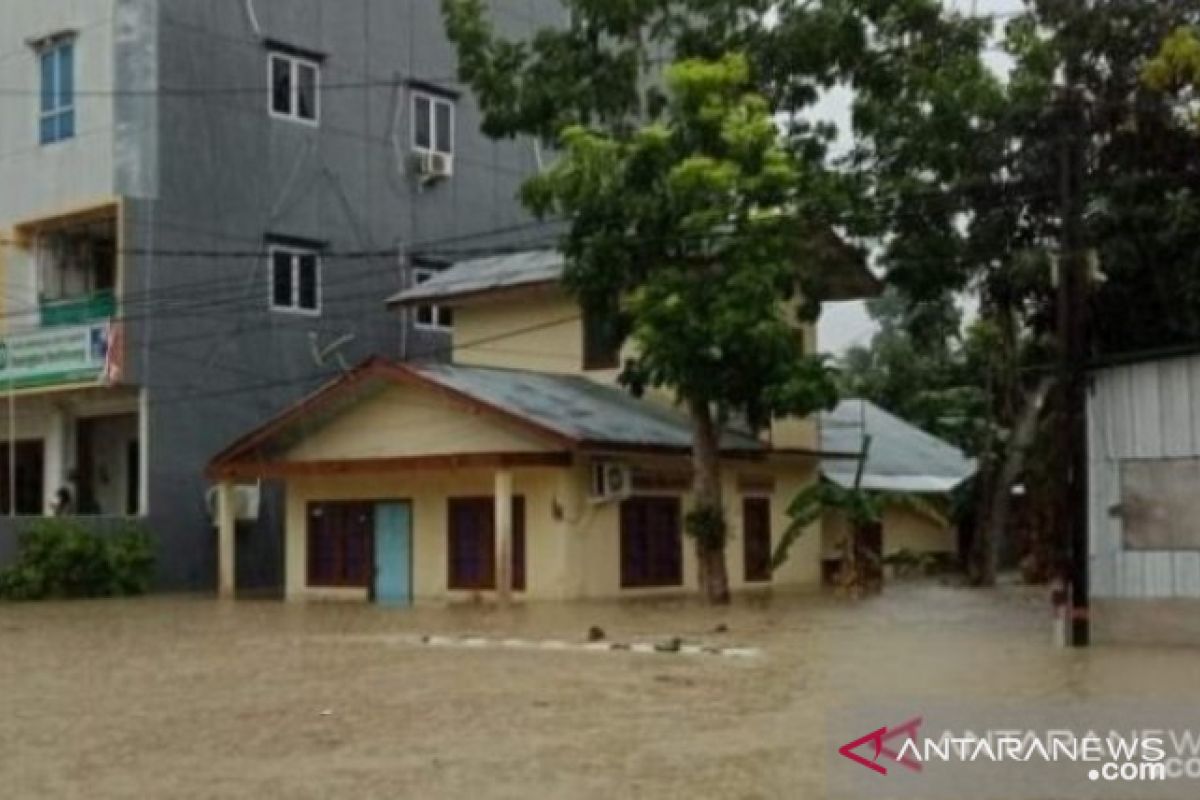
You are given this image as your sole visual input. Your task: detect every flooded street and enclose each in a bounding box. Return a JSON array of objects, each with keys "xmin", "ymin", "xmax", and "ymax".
[{"xmin": 1, "ymin": 582, "xmax": 1197, "ymax": 799}]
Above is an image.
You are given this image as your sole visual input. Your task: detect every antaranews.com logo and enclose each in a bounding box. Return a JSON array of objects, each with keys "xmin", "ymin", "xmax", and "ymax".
[{"xmin": 830, "ymin": 702, "xmax": 1200, "ymax": 799}]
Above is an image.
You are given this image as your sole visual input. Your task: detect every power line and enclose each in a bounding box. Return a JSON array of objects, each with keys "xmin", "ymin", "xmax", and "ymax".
[{"xmin": 138, "ymin": 311, "xmax": 587, "ymax": 411}]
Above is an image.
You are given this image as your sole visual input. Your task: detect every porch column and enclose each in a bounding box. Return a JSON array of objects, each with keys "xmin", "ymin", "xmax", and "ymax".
[
  {"xmin": 43, "ymin": 406, "xmax": 68, "ymax": 515},
  {"xmin": 494, "ymin": 469, "xmax": 513, "ymax": 603},
  {"xmin": 216, "ymin": 480, "xmax": 236, "ymax": 599}
]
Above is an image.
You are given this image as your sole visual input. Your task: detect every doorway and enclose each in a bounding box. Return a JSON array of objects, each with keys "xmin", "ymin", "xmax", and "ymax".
[{"xmin": 373, "ymin": 502, "xmax": 412, "ymax": 606}]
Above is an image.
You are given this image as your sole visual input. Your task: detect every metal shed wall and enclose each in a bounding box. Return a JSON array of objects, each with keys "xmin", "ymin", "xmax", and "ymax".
[{"xmin": 1088, "ymin": 353, "xmax": 1200, "ymax": 599}]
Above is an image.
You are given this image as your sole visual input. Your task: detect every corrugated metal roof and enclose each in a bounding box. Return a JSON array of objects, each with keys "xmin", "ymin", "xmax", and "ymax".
[
  {"xmin": 389, "ymin": 239, "xmax": 882, "ymax": 306},
  {"xmin": 410, "ymin": 362, "xmax": 765, "ymax": 452},
  {"xmin": 819, "ymin": 399, "xmax": 976, "ymax": 493},
  {"xmin": 388, "ymin": 250, "xmax": 564, "ymax": 305}
]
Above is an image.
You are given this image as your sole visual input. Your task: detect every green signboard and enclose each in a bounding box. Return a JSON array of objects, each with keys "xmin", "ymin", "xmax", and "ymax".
[{"xmin": 0, "ymin": 321, "xmax": 113, "ymax": 390}]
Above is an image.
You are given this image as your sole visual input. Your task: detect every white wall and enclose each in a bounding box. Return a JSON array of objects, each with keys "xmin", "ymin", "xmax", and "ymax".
[{"xmin": 1088, "ymin": 353, "xmax": 1200, "ymax": 599}]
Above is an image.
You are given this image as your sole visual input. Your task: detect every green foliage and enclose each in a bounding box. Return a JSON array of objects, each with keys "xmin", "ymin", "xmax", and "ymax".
[
  {"xmin": 0, "ymin": 519, "xmax": 155, "ymax": 601},
  {"xmin": 771, "ymin": 480, "xmax": 881, "ymax": 573},
  {"xmin": 521, "ymin": 54, "xmax": 839, "ymax": 426},
  {"xmin": 839, "ymin": 287, "xmax": 989, "ymax": 455},
  {"xmin": 853, "ymin": 1, "xmax": 1200, "ymax": 356},
  {"xmin": 1144, "ymin": 27, "xmax": 1200, "ymax": 93}
]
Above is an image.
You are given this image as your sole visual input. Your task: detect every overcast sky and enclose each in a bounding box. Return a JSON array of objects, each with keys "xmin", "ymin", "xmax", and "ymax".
[{"xmin": 816, "ymin": 0, "xmax": 1027, "ymax": 355}]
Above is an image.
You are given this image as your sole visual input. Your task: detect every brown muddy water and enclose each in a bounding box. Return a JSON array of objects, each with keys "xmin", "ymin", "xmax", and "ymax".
[{"xmin": 0, "ymin": 581, "xmax": 1196, "ymax": 799}]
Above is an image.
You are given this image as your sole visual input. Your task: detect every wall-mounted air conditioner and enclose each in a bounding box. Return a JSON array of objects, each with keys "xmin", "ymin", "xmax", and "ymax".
[
  {"xmin": 205, "ymin": 484, "xmax": 262, "ymax": 522},
  {"xmin": 589, "ymin": 460, "xmax": 632, "ymax": 504}
]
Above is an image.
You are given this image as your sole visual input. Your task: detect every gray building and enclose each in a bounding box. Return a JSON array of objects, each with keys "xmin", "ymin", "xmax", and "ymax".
[{"xmin": 0, "ymin": 0, "xmax": 560, "ymax": 590}]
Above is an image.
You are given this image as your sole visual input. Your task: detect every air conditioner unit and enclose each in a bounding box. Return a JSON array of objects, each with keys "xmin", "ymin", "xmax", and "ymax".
[
  {"xmin": 413, "ymin": 150, "xmax": 454, "ymax": 182},
  {"xmin": 205, "ymin": 484, "xmax": 262, "ymax": 522},
  {"xmin": 589, "ymin": 460, "xmax": 632, "ymax": 504}
]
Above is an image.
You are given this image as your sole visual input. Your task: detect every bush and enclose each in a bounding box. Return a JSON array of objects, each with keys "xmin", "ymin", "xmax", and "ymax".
[{"xmin": 0, "ymin": 519, "xmax": 155, "ymax": 601}]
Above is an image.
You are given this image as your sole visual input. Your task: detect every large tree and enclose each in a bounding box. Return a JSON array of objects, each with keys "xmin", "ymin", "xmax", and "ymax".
[
  {"xmin": 843, "ymin": 0, "xmax": 1200, "ymax": 583},
  {"xmin": 522, "ymin": 55, "xmax": 838, "ymax": 603},
  {"xmin": 443, "ymin": 0, "xmax": 855, "ymax": 602}
]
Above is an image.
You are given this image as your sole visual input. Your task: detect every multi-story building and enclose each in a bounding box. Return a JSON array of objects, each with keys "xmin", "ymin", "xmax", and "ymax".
[{"xmin": 0, "ymin": 0, "xmax": 559, "ymax": 590}]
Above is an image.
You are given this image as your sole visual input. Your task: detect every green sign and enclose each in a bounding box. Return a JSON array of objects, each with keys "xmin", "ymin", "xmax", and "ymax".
[{"xmin": 0, "ymin": 321, "xmax": 112, "ymax": 390}]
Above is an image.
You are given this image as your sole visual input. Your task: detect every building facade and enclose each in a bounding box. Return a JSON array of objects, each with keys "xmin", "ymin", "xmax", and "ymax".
[
  {"xmin": 209, "ymin": 250, "xmax": 867, "ymax": 603},
  {"xmin": 0, "ymin": 0, "xmax": 559, "ymax": 590}
]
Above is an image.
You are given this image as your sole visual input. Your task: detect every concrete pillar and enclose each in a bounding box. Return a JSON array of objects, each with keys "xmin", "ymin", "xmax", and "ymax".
[
  {"xmin": 494, "ymin": 469, "xmax": 513, "ymax": 603},
  {"xmin": 554, "ymin": 465, "xmax": 583, "ymax": 599},
  {"xmin": 43, "ymin": 406, "xmax": 68, "ymax": 515},
  {"xmin": 216, "ymin": 480, "xmax": 236, "ymax": 599}
]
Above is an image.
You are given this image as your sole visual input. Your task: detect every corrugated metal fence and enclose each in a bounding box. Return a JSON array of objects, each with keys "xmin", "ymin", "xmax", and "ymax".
[{"xmin": 1089, "ymin": 354, "xmax": 1200, "ymax": 599}]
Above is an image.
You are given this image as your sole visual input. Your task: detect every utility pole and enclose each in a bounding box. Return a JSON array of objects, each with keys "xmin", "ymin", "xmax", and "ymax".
[{"xmin": 1058, "ymin": 0, "xmax": 1090, "ymax": 647}]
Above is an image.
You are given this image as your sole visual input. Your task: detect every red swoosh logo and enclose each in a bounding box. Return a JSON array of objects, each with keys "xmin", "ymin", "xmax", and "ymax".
[{"xmin": 839, "ymin": 717, "xmax": 924, "ymax": 776}]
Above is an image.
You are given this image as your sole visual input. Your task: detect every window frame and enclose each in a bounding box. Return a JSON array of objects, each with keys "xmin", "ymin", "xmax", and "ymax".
[
  {"xmin": 582, "ymin": 305, "xmax": 623, "ymax": 371},
  {"xmin": 447, "ymin": 496, "xmax": 526, "ymax": 592},
  {"xmin": 306, "ymin": 501, "xmax": 373, "ymax": 588},
  {"xmin": 411, "ymin": 91, "xmax": 456, "ymax": 156},
  {"xmin": 268, "ymin": 51, "xmax": 321, "ymax": 126},
  {"xmin": 742, "ymin": 496, "xmax": 773, "ymax": 583},
  {"xmin": 412, "ymin": 266, "xmax": 454, "ymax": 331},
  {"xmin": 268, "ymin": 244, "xmax": 322, "ymax": 316},
  {"xmin": 619, "ymin": 496, "xmax": 683, "ymax": 589},
  {"xmin": 38, "ymin": 39, "xmax": 75, "ymax": 145}
]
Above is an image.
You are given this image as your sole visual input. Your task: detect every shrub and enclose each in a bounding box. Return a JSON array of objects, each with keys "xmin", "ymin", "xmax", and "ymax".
[{"xmin": 0, "ymin": 519, "xmax": 155, "ymax": 601}]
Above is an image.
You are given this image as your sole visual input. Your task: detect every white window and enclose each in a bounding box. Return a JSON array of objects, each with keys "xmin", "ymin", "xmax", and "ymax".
[
  {"xmin": 270, "ymin": 246, "xmax": 320, "ymax": 314},
  {"xmin": 38, "ymin": 39, "xmax": 75, "ymax": 145},
  {"xmin": 269, "ymin": 52, "xmax": 319, "ymax": 124},
  {"xmin": 413, "ymin": 267, "xmax": 453, "ymax": 330},
  {"xmin": 412, "ymin": 92, "xmax": 455, "ymax": 155}
]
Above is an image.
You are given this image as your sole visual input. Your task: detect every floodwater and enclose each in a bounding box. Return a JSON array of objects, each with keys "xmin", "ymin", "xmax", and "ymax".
[{"xmin": 0, "ymin": 581, "xmax": 1197, "ymax": 799}]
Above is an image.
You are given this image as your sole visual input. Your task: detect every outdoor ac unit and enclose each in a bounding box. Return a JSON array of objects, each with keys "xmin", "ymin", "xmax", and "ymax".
[
  {"xmin": 413, "ymin": 150, "xmax": 454, "ymax": 182},
  {"xmin": 589, "ymin": 460, "xmax": 632, "ymax": 504},
  {"xmin": 205, "ymin": 484, "xmax": 262, "ymax": 522}
]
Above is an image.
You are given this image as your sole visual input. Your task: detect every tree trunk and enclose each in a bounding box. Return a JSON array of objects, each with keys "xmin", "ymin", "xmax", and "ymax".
[
  {"xmin": 971, "ymin": 376, "xmax": 1055, "ymax": 585},
  {"xmin": 690, "ymin": 399, "xmax": 731, "ymax": 604}
]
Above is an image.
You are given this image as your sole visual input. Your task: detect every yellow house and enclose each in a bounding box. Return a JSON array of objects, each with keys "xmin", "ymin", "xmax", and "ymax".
[
  {"xmin": 208, "ymin": 250, "xmax": 876, "ymax": 604},
  {"xmin": 818, "ymin": 399, "xmax": 976, "ymax": 579}
]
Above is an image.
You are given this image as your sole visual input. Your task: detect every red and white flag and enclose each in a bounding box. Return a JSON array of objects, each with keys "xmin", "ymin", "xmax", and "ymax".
[{"xmin": 103, "ymin": 321, "xmax": 124, "ymax": 385}]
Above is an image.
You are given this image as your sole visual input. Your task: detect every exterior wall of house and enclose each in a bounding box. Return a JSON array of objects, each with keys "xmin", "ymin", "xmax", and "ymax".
[
  {"xmin": 279, "ymin": 457, "xmax": 822, "ymax": 603},
  {"xmin": 284, "ymin": 467, "xmax": 569, "ymax": 601},
  {"xmin": 449, "ymin": 284, "xmax": 822, "ymax": 447},
  {"xmin": 821, "ymin": 504, "xmax": 955, "ymax": 564},
  {"xmin": 881, "ymin": 507, "xmax": 955, "ymax": 556},
  {"xmin": 1088, "ymin": 353, "xmax": 1200, "ymax": 644},
  {"xmin": 451, "ymin": 288, "xmax": 584, "ymax": 374},
  {"xmin": 284, "ymin": 383, "xmax": 554, "ymax": 462}
]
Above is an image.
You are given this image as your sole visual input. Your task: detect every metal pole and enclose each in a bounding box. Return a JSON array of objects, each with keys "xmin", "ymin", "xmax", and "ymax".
[
  {"xmin": 1059, "ymin": 1, "xmax": 1090, "ymax": 647},
  {"xmin": 7, "ymin": 368, "xmax": 14, "ymax": 518}
]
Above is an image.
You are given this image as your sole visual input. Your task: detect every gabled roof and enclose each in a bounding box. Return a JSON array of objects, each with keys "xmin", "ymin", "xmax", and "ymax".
[
  {"xmin": 209, "ymin": 358, "xmax": 776, "ymax": 478},
  {"xmin": 819, "ymin": 399, "xmax": 976, "ymax": 493},
  {"xmin": 388, "ymin": 241, "xmax": 880, "ymax": 308},
  {"xmin": 412, "ymin": 362, "xmax": 764, "ymax": 452}
]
